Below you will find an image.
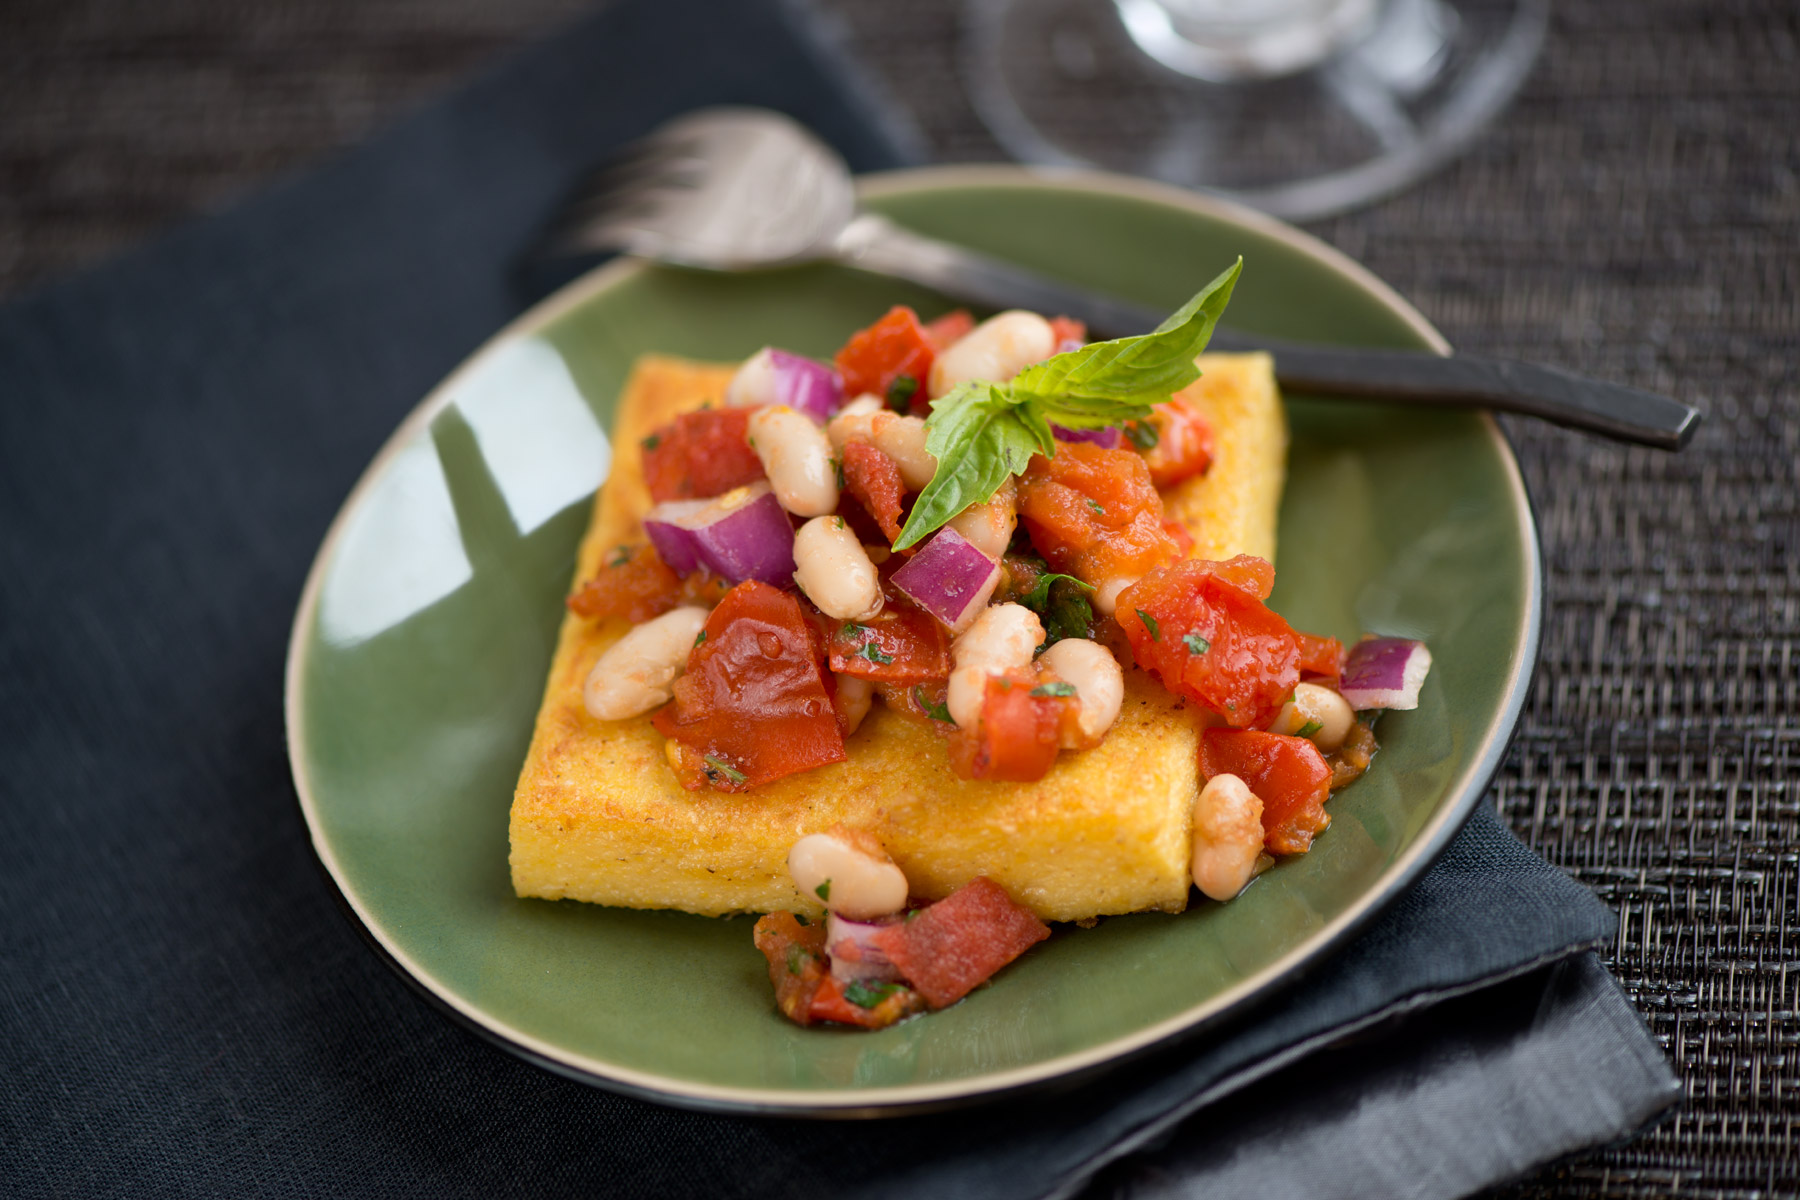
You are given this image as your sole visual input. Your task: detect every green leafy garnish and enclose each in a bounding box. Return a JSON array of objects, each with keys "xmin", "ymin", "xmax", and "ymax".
[
  {"xmin": 854, "ymin": 641, "xmax": 895, "ymax": 666},
  {"xmin": 1183, "ymin": 632, "xmax": 1210, "ymax": 655},
  {"xmin": 1137, "ymin": 609, "xmax": 1161, "ymax": 641},
  {"xmin": 694, "ymin": 630, "xmax": 707, "ymax": 647},
  {"xmin": 609, "ymin": 546, "xmax": 633, "ymax": 568},
  {"xmin": 886, "ymin": 374, "xmax": 919, "ymax": 414},
  {"xmin": 641, "ymin": 433, "xmax": 661, "ymax": 452},
  {"xmin": 844, "ymin": 980, "xmax": 902, "ymax": 1009},
  {"xmin": 1021, "ymin": 569, "xmax": 1093, "ymax": 610},
  {"xmin": 793, "ymin": 912, "xmax": 809, "ymax": 926},
  {"xmin": 703, "ymin": 755, "xmax": 746, "ymax": 785},
  {"xmin": 891, "ymin": 261, "xmax": 1241, "ymax": 550},
  {"xmin": 1125, "ymin": 420, "xmax": 1160, "ymax": 451},
  {"xmin": 786, "ymin": 944, "xmax": 807, "ymax": 976},
  {"xmin": 1015, "ymin": 565, "xmax": 1095, "ymax": 649},
  {"xmin": 1297, "ymin": 719, "xmax": 1324, "ymax": 739},
  {"xmin": 914, "ymin": 686, "xmax": 954, "ymax": 722},
  {"xmin": 832, "ymin": 456, "xmax": 846, "ymax": 489},
  {"xmin": 815, "ymin": 879, "xmax": 832, "ymax": 902},
  {"xmin": 1086, "ymin": 498, "xmax": 1106, "ymax": 517},
  {"xmin": 1031, "ymin": 682, "xmax": 1077, "ymax": 698}
]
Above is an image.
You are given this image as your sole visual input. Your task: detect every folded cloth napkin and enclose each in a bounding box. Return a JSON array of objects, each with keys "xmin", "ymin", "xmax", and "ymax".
[{"xmin": 0, "ymin": 0, "xmax": 1676, "ymax": 1196}]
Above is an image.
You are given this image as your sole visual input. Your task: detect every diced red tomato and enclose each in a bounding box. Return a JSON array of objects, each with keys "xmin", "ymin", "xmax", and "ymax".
[
  {"xmin": 835, "ymin": 306, "xmax": 938, "ymax": 415},
  {"xmin": 828, "ymin": 598, "xmax": 952, "ymax": 685},
  {"xmin": 807, "ymin": 974, "xmax": 929, "ymax": 1030},
  {"xmin": 641, "ymin": 407, "xmax": 766, "ymax": 503},
  {"xmin": 840, "ymin": 438, "xmax": 907, "ymax": 543},
  {"xmin": 653, "ymin": 581, "xmax": 846, "ymax": 791},
  {"xmin": 1046, "ymin": 315, "xmax": 1086, "ymax": 349},
  {"xmin": 1199, "ymin": 728, "xmax": 1333, "ymax": 856},
  {"xmin": 1117, "ymin": 555, "xmax": 1320, "ymax": 729},
  {"xmin": 752, "ymin": 912, "xmax": 828, "ymax": 1026},
  {"xmin": 945, "ymin": 670, "xmax": 1076, "ymax": 782},
  {"xmin": 866, "ymin": 877, "xmax": 1050, "ymax": 1009},
  {"xmin": 1017, "ymin": 441, "xmax": 1184, "ymax": 590},
  {"xmin": 923, "ymin": 309, "xmax": 976, "ymax": 350},
  {"xmin": 1161, "ymin": 518, "xmax": 1195, "ymax": 558},
  {"xmin": 1297, "ymin": 632, "xmax": 1347, "ymax": 680},
  {"xmin": 566, "ymin": 545, "xmax": 730, "ymax": 623},
  {"xmin": 1138, "ymin": 395, "xmax": 1215, "ymax": 488}
]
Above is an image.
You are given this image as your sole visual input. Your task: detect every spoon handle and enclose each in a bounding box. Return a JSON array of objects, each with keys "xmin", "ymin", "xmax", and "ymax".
[{"xmin": 832, "ymin": 214, "xmax": 1700, "ymax": 451}]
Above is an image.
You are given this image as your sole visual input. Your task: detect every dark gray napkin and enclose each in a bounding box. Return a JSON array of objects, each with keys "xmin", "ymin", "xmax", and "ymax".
[{"xmin": 0, "ymin": 1, "xmax": 1676, "ymax": 1196}]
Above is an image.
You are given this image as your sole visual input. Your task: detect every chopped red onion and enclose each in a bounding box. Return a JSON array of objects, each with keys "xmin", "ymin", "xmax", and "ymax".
[
  {"xmin": 1051, "ymin": 423, "xmax": 1123, "ymax": 449},
  {"xmin": 1339, "ymin": 638, "xmax": 1433, "ymax": 710},
  {"xmin": 725, "ymin": 347, "xmax": 843, "ymax": 423},
  {"xmin": 641, "ymin": 481, "xmax": 795, "ymax": 586},
  {"xmin": 825, "ymin": 913, "xmax": 905, "ymax": 984},
  {"xmin": 891, "ymin": 527, "xmax": 1003, "ymax": 633}
]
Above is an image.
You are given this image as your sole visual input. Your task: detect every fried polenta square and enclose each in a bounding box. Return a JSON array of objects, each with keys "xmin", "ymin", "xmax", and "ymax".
[{"xmin": 509, "ymin": 353, "xmax": 1285, "ymax": 921}]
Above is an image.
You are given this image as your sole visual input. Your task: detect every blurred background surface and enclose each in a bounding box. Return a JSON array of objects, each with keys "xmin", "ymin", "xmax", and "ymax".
[{"xmin": 2, "ymin": 1, "xmax": 1794, "ymax": 1195}]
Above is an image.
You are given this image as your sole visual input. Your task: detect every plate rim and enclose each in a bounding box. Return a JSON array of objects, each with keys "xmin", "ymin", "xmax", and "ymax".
[{"xmin": 284, "ymin": 163, "xmax": 1542, "ymax": 1116}]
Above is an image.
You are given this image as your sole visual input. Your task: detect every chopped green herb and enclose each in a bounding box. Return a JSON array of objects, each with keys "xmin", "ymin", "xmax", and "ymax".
[
  {"xmin": 844, "ymin": 980, "xmax": 901, "ymax": 1009},
  {"xmin": 609, "ymin": 546, "xmax": 633, "ymax": 568},
  {"xmin": 914, "ymin": 686, "xmax": 954, "ymax": 722},
  {"xmin": 703, "ymin": 755, "xmax": 747, "ymax": 785},
  {"xmin": 786, "ymin": 944, "xmax": 807, "ymax": 976},
  {"xmin": 854, "ymin": 641, "xmax": 895, "ymax": 665},
  {"xmin": 1137, "ymin": 609, "xmax": 1161, "ymax": 641},
  {"xmin": 886, "ymin": 373, "xmax": 919, "ymax": 414},
  {"xmin": 640, "ymin": 433, "xmax": 662, "ymax": 452},
  {"xmin": 1297, "ymin": 719, "xmax": 1324, "ymax": 739},
  {"xmin": 1020, "ymin": 569, "xmax": 1093, "ymax": 611},
  {"xmin": 793, "ymin": 912, "xmax": 810, "ymax": 926},
  {"xmin": 1086, "ymin": 498, "xmax": 1106, "ymax": 516},
  {"xmin": 832, "ymin": 456, "xmax": 846, "ymax": 489},
  {"xmin": 694, "ymin": 630, "xmax": 707, "ymax": 647},
  {"xmin": 815, "ymin": 879, "xmax": 832, "ymax": 902},
  {"xmin": 1183, "ymin": 632, "xmax": 1210, "ymax": 655},
  {"xmin": 1031, "ymin": 681, "xmax": 1078, "ymax": 697},
  {"xmin": 892, "ymin": 260, "xmax": 1242, "ymax": 551},
  {"xmin": 1125, "ymin": 420, "xmax": 1160, "ymax": 451},
  {"xmin": 834, "ymin": 516, "xmax": 846, "ymax": 530}
]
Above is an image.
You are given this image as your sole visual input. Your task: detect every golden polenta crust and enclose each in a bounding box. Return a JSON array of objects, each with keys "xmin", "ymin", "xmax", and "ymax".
[{"xmin": 508, "ymin": 353, "xmax": 1286, "ymax": 921}]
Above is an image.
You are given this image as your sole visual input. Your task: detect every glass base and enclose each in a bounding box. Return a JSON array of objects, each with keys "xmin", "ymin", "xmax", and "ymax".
[{"xmin": 964, "ymin": 0, "xmax": 1547, "ymax": 221}]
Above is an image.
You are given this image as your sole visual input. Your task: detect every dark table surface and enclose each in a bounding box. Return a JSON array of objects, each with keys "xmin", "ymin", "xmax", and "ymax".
[{"xmin": 4, "ymin": 1, "xmax": 1795, "ymax": 1196}]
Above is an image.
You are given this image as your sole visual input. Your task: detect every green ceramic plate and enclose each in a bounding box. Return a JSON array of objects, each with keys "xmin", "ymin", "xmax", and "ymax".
[{"xmin": 286, "ymin": 166, "xmax": 1539, "ymax": 1115}]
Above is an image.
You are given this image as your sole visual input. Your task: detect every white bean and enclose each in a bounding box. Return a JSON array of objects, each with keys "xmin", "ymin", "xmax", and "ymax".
[
  {"xmin": 793, "ymin": 516, "xmax": 884, "ymax": 621},
  {"xmin": 748, "ymin": 405, "xmax": 839, "ymax": 517},
  {"xmin": 825, "ymin": 407, "xmax": 876, "ymax": 451},
  {"xmin": 1037, "ymin": 638, "xmax": 1124, "ymax": 744},
  {"xmin": 582, "ymin": 606, "xmax": 709, "ymax": 721},
  {"xmin": 1191, "ymin": 773, "xmax": 1266, "ymax": 902},
  {"xmin": 724, "ymin": 347, "xmax": 778, "ymax": 409},
  {"xmin": 1090, "ymin": 575, "xmax": 1136, "ymax": 618},
  {"xmin": 946, "ymin": 479, "xmax": 1017, "ymax": 560},
  {"xmin": 928, "ymin": 311, "xmax": 1057, "ymax": 398},
  {"xmin": 787, "ymin": 829, "xmax": 909, "ymax": 919},
  {"xmin": 839, "ymin": 392, "xmax": 883, "ymax": 418},
  {"xmin": 947, "ymin": 603, "xmax": 1043, "ymax": 728},
  {"xmin": 871, "ymin": 415, "xmax": 937, "ymax": 491},
  {"xmin": 1267, "ymin": 682, "xmax": 1356, "ymax": 753},
  {"xmin": 834, "ymin": 673, "xmax": 874, "ymax": 736}
]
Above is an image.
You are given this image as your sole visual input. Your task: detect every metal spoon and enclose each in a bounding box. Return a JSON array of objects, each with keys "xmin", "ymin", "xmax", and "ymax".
[{"xmin": 540, "ymin": 108, "xmax": 1698, "ymax": 450}]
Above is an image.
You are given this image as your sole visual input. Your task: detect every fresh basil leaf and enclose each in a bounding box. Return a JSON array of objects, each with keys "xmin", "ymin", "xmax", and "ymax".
[
  {"xmin": 855, "ymin": 641, "xmax": 895, "ymax": 666},
  {"xmin": 1137, "ymin": 609, "xmax": 1161, "ymax": 641},
  {"xmin": 703, "ymin": 755, "xmax": 746, "ymax": 784},
  {"xmin": 1020, "ymin": 569, "xmax": 1093, "ymax": 610},
  {"xmin": 886, "ymin": 373, "xmax": 919, "ymax": 413},
  {"xmin": 1042, "ymin": 589, "xmax": 1094, "ymax": 647},
  {"xmin": 1031, "ymin": 681, "xmax": 1077, "ymax": 697},
  {"xmin": 1126, "ymin": 420, "xmax": 1160, "ymax": 451},
  {"xmin": 815, "ymin": 879, "xmax": 831, "ymax": 902},
  {"xmin": 913, "ymin": 686, "xmax": 954, "ymax": 723},
  {"xmin": 843, "ymin": 980, "xmax": 901, "ymax": 1009},
  {"xmin": 694, "ymin": 630, "xmax": 707, "ymax": 647},
  {"xmin": 1183, "ymin": 632, "xmax": 1210, "ymax": 654},
  {"xmin": 895, "ymin": 383, "xmax": 1048, "ymax": 550},
  {"xmin": 1297, "ymin": 719, "xmax": 1324, "ymax": 739},
  {"xmin": 1011, "ymin": 259, "xmax": 1242, "ymax": 409}
]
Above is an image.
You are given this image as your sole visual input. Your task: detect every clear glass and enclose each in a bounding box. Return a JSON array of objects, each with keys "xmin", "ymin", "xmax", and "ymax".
[{"xmin": 964, "ymin": 0, "xmax": 1548, "ymax": 221}]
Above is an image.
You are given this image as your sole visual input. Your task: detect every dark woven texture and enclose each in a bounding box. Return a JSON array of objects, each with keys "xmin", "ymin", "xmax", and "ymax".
[{"xmin": 1, "ymin": 0, "xmax": 1793, "ymax": 1195}]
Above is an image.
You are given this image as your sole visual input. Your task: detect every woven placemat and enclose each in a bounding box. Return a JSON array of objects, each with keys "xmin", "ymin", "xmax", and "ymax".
[{"xmin": 2, "ymin": 1, "xmax": 1793, "ymax": 1195}]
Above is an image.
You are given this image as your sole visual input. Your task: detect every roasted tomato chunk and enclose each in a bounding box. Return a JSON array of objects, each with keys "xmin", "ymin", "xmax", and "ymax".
[
  {"xmin": 867, "ymin": 878, "xmax": 1050, "ymax": 1009},
  {"xmin": 923, "ymin": 309, "xmax": 976, "ymax": 350},
  {"xmin": 567, "ymin": 545, "xmax": 729, "ymax": 623},
  {"xmin": 946, "ymin": 670, "xmax": 1078, "ymax": 782},
  {"xmin": 808, "ymin": 975, "xmax": 929, "ymax": 1030},
  {"xmin": 1017, "ymin": 441, "xmax": 1184, "ymax": 591},
  {"xmin": 653, "ymin": 581, "xmax": 846, "ymax": 790},
  {"xmin": 840, "ymin": 438, "xmax": 907, "ymax": 543},
  {"xmin": 1117, "ymin": 555, "xmax": 1321, "ymax": 729},
  {"xmin": 1297, "ymin": 632, "xmax": 1347, "ymax": 680},
  {"xmin": 1199, "ymin": 728, "xmax": 1332, "ymax": 856},
  {"xmin": 641, "ymin": 407, "xmax": 766, "ymax": 503},
  {"xmin": 835, "ymin": 306, "xmax": 939, "ymax": 415},
  {"xmin": 1046, "ymin": 315, "xmax": 1087, "ymax": 349},
  {"xmin": 1136, "ymin": 394, "xmax": 1215, "ymax": 488},
  {"xmin": 829, "ymin": 599, "xmax": 952, "ymax": 684},
  {"xmin": 753, "ymin": 912, "xmax": 829, "ymax": 1025}
]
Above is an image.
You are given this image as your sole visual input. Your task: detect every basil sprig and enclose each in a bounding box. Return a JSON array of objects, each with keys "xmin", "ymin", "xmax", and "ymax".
[{"xmin": 892, "ymin": 260, "xmax": 1243, "ymax": 550}]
